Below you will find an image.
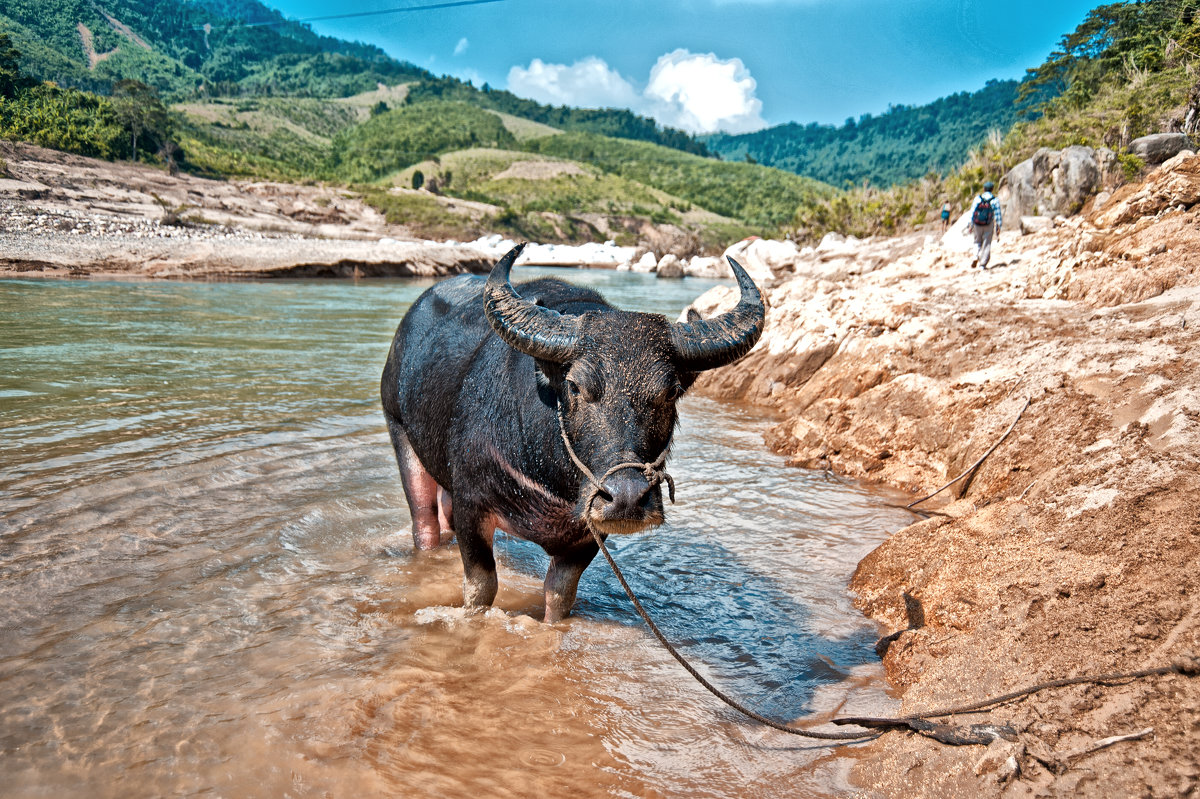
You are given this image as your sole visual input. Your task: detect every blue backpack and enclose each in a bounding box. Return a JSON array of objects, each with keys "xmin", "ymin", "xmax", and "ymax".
[{"xmin": 972, "ymin": 193, "xmax": 995, "ymax": 226}]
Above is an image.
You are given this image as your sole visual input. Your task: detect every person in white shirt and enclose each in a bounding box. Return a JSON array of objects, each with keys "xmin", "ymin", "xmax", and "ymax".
[{"xmin": 967, "ymin": 181, "xmax": 1002, "ymax": 269}]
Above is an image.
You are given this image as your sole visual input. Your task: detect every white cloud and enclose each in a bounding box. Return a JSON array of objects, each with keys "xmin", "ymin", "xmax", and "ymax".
[
  {"xmin": 506, "ymin": 50, "xmax": 766, "ymax": 134},
  {"xmin": 507, "ymin": 57, "xmax": 640, "ymax": 109},
  {"xmin": 454, "ymin": 37, "xmax": 469, "ymax": 56},
  {"xmin": 643, "ymin": 50, "xmax": 766, "ymax": 134}
]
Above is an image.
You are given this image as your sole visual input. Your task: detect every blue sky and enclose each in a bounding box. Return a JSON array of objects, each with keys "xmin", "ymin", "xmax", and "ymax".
[{"xmin": 268, "ymin": 0, "xmax": 1100, "ymax": 132}]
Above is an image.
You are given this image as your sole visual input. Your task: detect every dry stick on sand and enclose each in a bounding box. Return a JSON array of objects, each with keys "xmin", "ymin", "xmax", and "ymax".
[
  {"xmin": 1028, "ymin": 727, "xmax": 1156, "ymax": 775},
  {"xmin": 1069, "ymin": 727, "xmax": 1155, "ymax": 760},
  {"xmin": 907, "ymin": 397, "xmax": 1031, "ymax": 509}
]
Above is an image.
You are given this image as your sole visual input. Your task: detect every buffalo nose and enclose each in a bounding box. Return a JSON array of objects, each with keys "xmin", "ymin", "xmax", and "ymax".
[{"xmin": 599, "ymin": 471, "xmax": 652, "ymax": 519}]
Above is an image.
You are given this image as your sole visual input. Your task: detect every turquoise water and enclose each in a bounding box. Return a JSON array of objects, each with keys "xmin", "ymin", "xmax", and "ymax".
[{"xmin": 0, "ymin": 270, "xmax": 913, "ymax": 798}]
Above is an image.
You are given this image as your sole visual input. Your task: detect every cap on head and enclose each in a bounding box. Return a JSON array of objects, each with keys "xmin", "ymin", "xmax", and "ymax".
[{"xmin": 983, "ymin": 181, "xmax": 995, "ymax": 192}]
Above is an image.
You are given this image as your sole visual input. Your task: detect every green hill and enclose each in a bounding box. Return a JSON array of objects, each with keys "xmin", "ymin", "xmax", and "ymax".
[
  {"xmin": 789, "ymin": 0, "xmax": 1200, "ymax": 241},
  {"xmin": 360, "ymin": 146, "xmax": 741, "ymax": 246},
  {"xmin": 404, "ymin": 75, "xmax": 713, "ymax": 156},
  {"xmin": 705, "ymin": 79, "xmax": 1031, "ymax": 188},
  {"xmin": 164, "ymin": 92, "xmax": 822, "ymax": 244},
  {"xmin": 326, "ymin": 101, "xmax": 517, "ymax": 183},
  {"xmin": 173, "ymin": 94, "xmax": 362, "ymax": 178},
  {"xmin": 525, "ymin": 131, "xmax": 830, "ymax": 229}
]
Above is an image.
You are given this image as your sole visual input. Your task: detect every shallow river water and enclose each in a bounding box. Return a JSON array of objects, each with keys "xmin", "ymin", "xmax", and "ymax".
[{"xmin": 0, "ymin": 270, "xmax": 914, "ymax": 798}]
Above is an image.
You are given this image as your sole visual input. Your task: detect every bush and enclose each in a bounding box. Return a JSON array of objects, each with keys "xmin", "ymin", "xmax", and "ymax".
[
  {"xmin": 1118, "ymin": 152, "xmax": 1146, "ymax": 181},
  {"xmin": 0, "ymin": 83, "xmax": 125, "ymax": 159}
]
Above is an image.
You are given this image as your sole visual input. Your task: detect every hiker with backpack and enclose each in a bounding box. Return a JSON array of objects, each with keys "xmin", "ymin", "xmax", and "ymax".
[{"xmin": 966, "ymin": 181, "xmax": 1002, "ymax": 269}]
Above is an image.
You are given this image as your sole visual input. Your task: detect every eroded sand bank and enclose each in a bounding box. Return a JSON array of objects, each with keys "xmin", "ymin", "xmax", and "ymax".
[{"xmin": 688, "ymin": 153, "xmax": 1200, "ymax": 797}]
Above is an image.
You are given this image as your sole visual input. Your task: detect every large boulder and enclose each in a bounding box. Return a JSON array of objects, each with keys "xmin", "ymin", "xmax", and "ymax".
[
  {"xmin": 682, "ymin": 255, "xmax": 726, "ymax": 278},
  {"xmin": 631, "ymin": 251, "xmax": 658, "ymax": 273},
  {"xmin": 939, "ymin": 208, "xmax": 981, "ymax": 251},
  {"xmin": 1129, "ymin": 133, "xmax": 1192, "ymax": 165},
  {"xmin": 999, "ymin": 145, "xmax": 1108, "ymax": 221},
  {"xmin": 722, "ymin": 237, "xmax": 798, "ymax": 282},
  {"xmin": 1019, "ymin": 216, "xmax": 1055, "ymax": 235},
  {"xmin": 655, "ymin": 253, "xmax": 684, "ymax": 278}
]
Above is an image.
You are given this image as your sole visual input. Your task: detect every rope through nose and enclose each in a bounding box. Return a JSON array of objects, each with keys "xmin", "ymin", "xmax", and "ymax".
[{"xmin": 555, "ymin": 401, "xmax": 675, "ymax": 519}]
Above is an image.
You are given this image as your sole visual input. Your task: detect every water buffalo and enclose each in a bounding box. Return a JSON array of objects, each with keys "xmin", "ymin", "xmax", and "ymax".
[{"xmin": 381, "ymin": 243, "xmax": 765, "ymax": 621}]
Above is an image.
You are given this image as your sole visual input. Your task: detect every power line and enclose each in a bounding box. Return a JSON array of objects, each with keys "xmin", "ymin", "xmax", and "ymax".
[{"xmin": 196, "ymin": 0, "xmax": 506, "ymax": 31}]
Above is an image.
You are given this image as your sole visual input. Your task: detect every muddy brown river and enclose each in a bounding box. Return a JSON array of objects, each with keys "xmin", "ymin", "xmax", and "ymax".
[{"xmin": 0, "ymin": 270, "xmax": 914, "ymax": 797}]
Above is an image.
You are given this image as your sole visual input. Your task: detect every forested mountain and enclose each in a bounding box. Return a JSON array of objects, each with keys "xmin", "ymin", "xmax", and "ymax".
[
  {"xmin": 0, "ymin": 0, "xmax": 431, "ymax": 97},
  {"xmin": 706, "ymin": 79, "xmax": 1030, "ymax": 187},
  {"xmin": 0, "ymin": 0, "xmax": 711, "ymax": 153}
]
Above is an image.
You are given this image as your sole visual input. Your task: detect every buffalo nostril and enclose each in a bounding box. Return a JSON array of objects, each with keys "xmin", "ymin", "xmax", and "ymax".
[{"xmin": 599, "ymin": 472, "xmax": 652, "ymax": 518}]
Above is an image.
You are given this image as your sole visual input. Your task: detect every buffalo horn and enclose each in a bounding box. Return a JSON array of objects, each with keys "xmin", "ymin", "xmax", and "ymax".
[
  {"xmin": 483, "ymin": 243, "xmax": 582, "ymax": 363},
  {"xmin": 670, "ymin": 256, "xmax": 765, "ymax": 371}
]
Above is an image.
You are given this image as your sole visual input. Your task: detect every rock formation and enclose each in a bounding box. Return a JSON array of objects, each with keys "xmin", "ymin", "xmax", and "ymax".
[{"xmin": 998, "ymin": 145, "xmax": 1116, "ymax": 221}]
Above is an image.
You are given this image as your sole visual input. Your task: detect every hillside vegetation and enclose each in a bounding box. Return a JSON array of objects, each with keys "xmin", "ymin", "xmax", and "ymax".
[
  {"xmin": 790, "ymin": 0, "xmax": 1200, "ymax": 242},
  {"xmin": 0, "ymin": 0, "xmax": 710, "ymax": 156},
  {"xmin": 524, "ymin": 131, "xmax": 831, "ymax": 229},
  {"xmin": 326, "ymin": 101, "xmax": 517, "ymax": 183},
  {"xmin": 405, "ymin": 75, "xmax": 713, "ymax": 156},
  {"xmin": 163, "ymin": 90, "xmax": 828, "ymax": 243},
  {"xmin": 0, "ymin": 82, "xmax": 125, "ymax": 158},
  {"xmin": 705, "ymin": 79, "xmax": 1028, "ymax": 188}
]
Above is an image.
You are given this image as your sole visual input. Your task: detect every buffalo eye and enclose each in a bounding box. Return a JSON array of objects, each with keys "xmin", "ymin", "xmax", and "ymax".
[
  {"xmin": 565, "ymin": 366, "xmax": 602, "ymax": 402},
  {"xmin": 565, "ymin": 377, "xmax": 597, "ymax": 403},
  {"xmin": 658, "ymin": 381, "xmax": 684, "ymax": 405}
]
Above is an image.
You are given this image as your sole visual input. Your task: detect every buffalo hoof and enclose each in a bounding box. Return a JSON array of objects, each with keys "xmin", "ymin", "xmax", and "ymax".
[{"xmin": 462, "ymin": 569, "xmax": 498, "ymax": 608}]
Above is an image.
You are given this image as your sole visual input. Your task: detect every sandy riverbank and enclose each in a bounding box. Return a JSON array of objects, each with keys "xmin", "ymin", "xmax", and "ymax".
[
  {"xmin": 0, "ymin": 141, "xmax": 505, "ymax": 279},
  {"xmin": 0, "ymin": 141, "xmax": 714, "ymax": 279},
  {"xmin": 688, "ymin": 153, "xmax": 1200, "ymax": 796}
]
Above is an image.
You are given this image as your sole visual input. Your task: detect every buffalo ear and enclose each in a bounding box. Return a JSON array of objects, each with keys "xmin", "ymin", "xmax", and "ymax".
[
  {"xmin": 676, "ymin": 312, "xmax": 701, "ymax": 389},
  {"xmin": 534, "ymin": 359, "xmax": 564, "ymax": 408}
]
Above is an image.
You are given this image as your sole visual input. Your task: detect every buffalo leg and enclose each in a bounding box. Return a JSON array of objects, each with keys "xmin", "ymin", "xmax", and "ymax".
[
  {"xmin": 386, "ymin": 416, "xmax": 445, "ymax": 550},
  {"xmin": 543, "ymin": 541, "xmax": 600, "ymax": 623},
  {"xmin": 437, "ymin": 486, "xmax": 453, "ymax": 535},
  {"xmin": 456, "ymin": 508, "xmax": 498, "ymax": 609}
]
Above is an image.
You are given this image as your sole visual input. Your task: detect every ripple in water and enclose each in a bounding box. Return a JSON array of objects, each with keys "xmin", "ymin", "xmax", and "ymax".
[
  {"xmin": 0, "ymin": 274, "xmax": 916, "ymax": 798},
  {"xmin": 519, "ymin": 748, "xmax": 568, "ymax": 768}
]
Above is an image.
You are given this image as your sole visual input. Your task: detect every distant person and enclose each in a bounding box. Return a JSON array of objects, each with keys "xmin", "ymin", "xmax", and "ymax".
[
  {"xmin": 940, "ymin": 201, "xmax": 951, "ymax": 232},
  {"xmin": 966, "ymin": 181, "xmax": 1002, "ymax": 269}
]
